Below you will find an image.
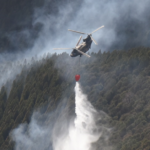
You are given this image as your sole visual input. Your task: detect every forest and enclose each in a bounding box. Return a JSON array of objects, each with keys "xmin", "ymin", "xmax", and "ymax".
[{"xmin": 0, "ymin": 47, "xmax": 150, "ymax": 149}]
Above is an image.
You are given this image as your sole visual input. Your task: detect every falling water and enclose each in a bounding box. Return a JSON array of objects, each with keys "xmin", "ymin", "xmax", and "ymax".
[
  {"xmin": 52, "ymin": 82, "xmax": 111, "ymax": 150},
  {"xmin": 11, "ymin": 82, "xmax": 112, "ymax": 150}
]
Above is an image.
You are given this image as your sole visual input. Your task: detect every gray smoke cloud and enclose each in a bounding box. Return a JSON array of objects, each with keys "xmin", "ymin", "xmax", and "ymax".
[
  {"xmin": 0, "ymin": 0, "xmax": 150, "ymax": 90},
  {"xmin": 33, "ymin": 0, "xmax": 150, "ymax": 54},
  {"xmin": 11, "ymin": 82, "xmax": 112, "ymax": 150}
]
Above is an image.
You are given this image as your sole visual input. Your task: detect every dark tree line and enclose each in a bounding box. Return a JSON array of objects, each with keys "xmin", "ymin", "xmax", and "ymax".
[{"xmin": 1, "ymin": 48, "xmax": 150, "ymax": 149}]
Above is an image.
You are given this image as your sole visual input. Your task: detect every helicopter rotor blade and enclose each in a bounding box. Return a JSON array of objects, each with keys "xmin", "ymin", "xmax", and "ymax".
[
  {"xmin": 53, "ymin": 48, "xmax": 73, "ymax": 50},
  {"xmin": 90, "ymin": 36, "xmax": 98, "ymax": 45},
  {"xmin": 90, "ymin": 25, "xmax": 104, "ymax": 34},
  {"xmin": 68, "ymin": 29, "xmax": 87, "ymax": 35},
  {"xmin": 76, "ymin": 49, "xmax": 91, "ymax": 58},
  {"xmin": 76, "ymin": 36, "xmax": 82, "ymax": 46}
]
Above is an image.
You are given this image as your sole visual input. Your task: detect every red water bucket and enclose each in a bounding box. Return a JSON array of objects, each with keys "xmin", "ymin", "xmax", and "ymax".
[{"xmin": 75, "ymin": 74, "xmax": 80, "ymax": 81}]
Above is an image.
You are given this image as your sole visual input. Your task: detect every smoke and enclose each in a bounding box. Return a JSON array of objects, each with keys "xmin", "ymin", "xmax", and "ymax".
[
  {"xmin": 31, "ymin": 0, "xmax": 150, "ymax": 54},
  {"xmin": 1, "ymin": 0, "xmax": 150, "ymax": 53},
  {"xmin": 11, "ymin": 82, "xmax": 112, "ymax": 150},
  {"xmin": 1, "ymin": 0, "xmax": 150, "ymax": 90}
]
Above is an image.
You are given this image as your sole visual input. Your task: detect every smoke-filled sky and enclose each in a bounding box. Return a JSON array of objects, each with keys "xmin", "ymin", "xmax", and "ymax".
[
  {"xmin": 0, "ymin": 0, "xmax": 150, "ymax": 90},
  {"xmin": 32, "ymin": 0, "xmax": 150, "ymax": 54},
  {"xmin": 1, "ymin": 0, "xmax": 150, "ymax": 54}
]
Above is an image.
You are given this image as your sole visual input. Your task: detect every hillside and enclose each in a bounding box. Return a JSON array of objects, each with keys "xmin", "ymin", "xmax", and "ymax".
[{"xmin": 0, "ymin": 48, "xmax": 150, "ymax": 149}]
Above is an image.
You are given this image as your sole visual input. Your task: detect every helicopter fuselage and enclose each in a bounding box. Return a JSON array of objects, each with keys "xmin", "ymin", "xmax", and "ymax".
[
  {"xmin": 70, "ymin": 35, "xmax": 92, "ymax": 57},
  {"xmin": 54, "ymin": 26, "xmax": 104, "ymax": 58}
]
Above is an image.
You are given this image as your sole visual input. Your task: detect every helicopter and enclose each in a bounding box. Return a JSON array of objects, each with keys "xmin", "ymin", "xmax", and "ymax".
[{"xmin": 53, "ymin": 25, "xmax": 104, "ymax": 58}]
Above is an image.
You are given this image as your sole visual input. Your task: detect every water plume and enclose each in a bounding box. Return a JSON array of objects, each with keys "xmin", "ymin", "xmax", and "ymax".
[{"xmin": 11, "ymin": 82, "xmax": 112, "ymax": 150}]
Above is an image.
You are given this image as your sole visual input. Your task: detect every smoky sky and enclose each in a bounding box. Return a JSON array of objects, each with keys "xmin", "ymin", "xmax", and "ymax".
[
  {"xmin": 0, "ymin": 0, "xmax": 150, "ymax": 53},
  {"xmin": 29, "ymin": 0, "xmax": 150, "ymax": 56},
  {"xmin": 0, "ymin": 0, "xmax": 150, "ymax": 90}
]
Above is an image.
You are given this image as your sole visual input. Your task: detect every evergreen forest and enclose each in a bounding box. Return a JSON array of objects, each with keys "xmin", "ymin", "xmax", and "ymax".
[{"xmin": 1, "ymin": 47, "xmax": 150, "ymax": 150}]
